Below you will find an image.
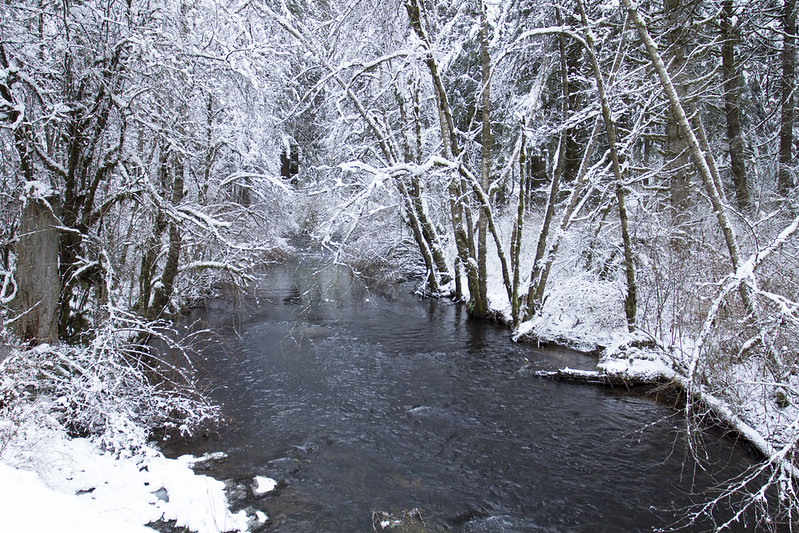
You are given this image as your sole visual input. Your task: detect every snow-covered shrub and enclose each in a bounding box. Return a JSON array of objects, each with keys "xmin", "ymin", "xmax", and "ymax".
[{"xmin": 0, "ymin": 316, "xmax": 220, "ymax": 455}]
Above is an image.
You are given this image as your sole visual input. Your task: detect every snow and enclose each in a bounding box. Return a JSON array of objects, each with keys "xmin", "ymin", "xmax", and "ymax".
[
  {"xmin": 511, "ymin": 270, "xmax": 629, "ymax": 354},
  {"xmin": 21, "ymin": 180, "xmax": 54, "ymax": 200},
  {"xmin": 253, "ymin": 476, "xmax": 277, "ymax": 496},
  {"xmin": 0, "ymin": 462, "xmax": 153, "ymax": 533},
  {"xmin": 597, "ymin": 340, "xmax": 677, "ymax": 382},
  {"xmin": 0, "ymin": 423, "xmax": 249, "ymax": 533}
]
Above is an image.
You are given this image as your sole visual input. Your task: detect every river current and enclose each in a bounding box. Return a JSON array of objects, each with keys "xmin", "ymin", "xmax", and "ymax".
[{"xmin": 167, "ymin": 254, "xmax": 764, "ymax": 532}]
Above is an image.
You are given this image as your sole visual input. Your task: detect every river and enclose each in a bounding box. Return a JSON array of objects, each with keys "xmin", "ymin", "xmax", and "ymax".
[{"xmin": 166, "ymin": 253, "xmax": 766, "ymax": 532}]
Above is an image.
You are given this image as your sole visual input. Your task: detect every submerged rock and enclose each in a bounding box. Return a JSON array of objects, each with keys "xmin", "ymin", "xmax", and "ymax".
[{"xmin": 371, "ymin": 508, "xmax": 430, "ymax": 532}]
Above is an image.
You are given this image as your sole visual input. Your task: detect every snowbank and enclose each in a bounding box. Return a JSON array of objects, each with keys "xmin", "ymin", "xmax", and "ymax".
[
  {"xmin": 0, "ymin": 462, "xmax": 153, "ymax": 533},
  {"xmin": 0, "ymin": 423, "xmax": 249, "ymax": 533}
]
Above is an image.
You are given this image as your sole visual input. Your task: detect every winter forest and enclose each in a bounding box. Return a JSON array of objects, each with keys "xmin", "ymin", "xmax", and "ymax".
[{"xmin": 2, "ymin": 0, "xmax": 799, "ymax": 531}]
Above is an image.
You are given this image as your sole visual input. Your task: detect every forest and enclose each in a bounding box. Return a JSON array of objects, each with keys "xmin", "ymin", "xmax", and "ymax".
[{"xmin": 1, "ymin": 0, "xmax": 799, "ymax": 530}]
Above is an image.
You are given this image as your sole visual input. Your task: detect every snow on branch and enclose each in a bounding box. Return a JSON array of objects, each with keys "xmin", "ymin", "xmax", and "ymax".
[
  {"xmin": 335, "ymin": 50, "xmax": 412, "ymax": 75},
  {"xmin": 219, "ymin": 171, "xmax": 293, "ymax": 194},
  {"xmin": 0, "ymin": 269, "xmax": 16, "ymax": 305},
  {"xmin": 175, "ymin": 205, "xmax": 231, "ymax": 229}
]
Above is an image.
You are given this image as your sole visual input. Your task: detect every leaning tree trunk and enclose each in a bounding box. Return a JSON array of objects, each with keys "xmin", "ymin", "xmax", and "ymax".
[
  {"xmin": 578, "ymin": 0, "xmax": 637, "ymax": 330},
  {"xmin": 406, "ymin": 0, "xmax": 482, "ymax": 308},
  {"xmin": 622, "ymin": 0, "xmax": 755, "ymax": 315},
  {"xmin": 526, "ymin": 17, "xmax": 570, "ymax": 320},
  {"xmin": 510, "ymin": 129, "xmax": 528, "ymax": 325},
  {"xmin": 397, "ymin": 86, "xmax": 450, "ymax": 292},
  {"xmin": 408, "ymin": 176, "xmax": 450, "ymax": 282},
  {"xmin": 398, "ymin": 180, "xmax": 440, "ymax": 294},
  {"xmin": 531, "ymin": 16, "xmax": 630, "ymax": 325},
  {"xmin": 473, "ymin": 0, "xmax": 492, "ymax": 318}
]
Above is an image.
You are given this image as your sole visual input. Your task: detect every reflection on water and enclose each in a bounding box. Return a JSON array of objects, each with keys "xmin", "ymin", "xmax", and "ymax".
[{"xmin": 168, "ymin": 256, "xmax": 765, "ymax": 532}]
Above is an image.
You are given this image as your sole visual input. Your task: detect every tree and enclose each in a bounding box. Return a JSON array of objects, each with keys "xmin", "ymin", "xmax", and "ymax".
[
  {"xmin": 622, "ymin": 0, "xmax": 754, "ymax": 313},
  {"xmin": 721, "ymin": 0, "xmax": 750, "ymax": 208},
  {"xmin": 779, "ymin": 0, "xmax": 797, "ymax": 196},
  {"xmin": 0, "ymin": 0, "xmax": 290, "ymax": 344},
  {"xmin": 662, "ymin": 0, "xmax": 694, "ymax": 216}
]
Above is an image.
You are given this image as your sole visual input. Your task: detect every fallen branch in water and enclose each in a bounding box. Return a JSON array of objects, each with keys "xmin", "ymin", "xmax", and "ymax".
[{"xmin": 532, "ymin": 367, "xmax": 657, "ymax": 387}]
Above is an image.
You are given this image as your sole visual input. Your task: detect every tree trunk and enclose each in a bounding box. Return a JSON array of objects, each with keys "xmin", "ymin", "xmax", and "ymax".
[
  {"xmin": 510, "ymin": 129, "xmax": 527, "ymax": 325},
  {"xmin": 530, "ymin": 16, "xmax": 630, "ymax": 323},
  {"xmin": 406, "ymin": 0, "xmax": 481, "ymax": 310},
  {"xmin": 408, "ymin": 176, "xmax": 450, "ymax": 282},
  {"xmin": 527, "ymin": 21, "xmax": 569, "ymax": 320},
  {"xmin": 15, "ymin": 191, "xmax": 60, "ymax": 345},
  {"xmin": 148, "ymin": 157, "xmax": 185, "ymax": 319},
  {"xmin": 398, "ymin": 179, "xmax": 440, "ymax": 294},
  {"xmin": 663, "ymin": 0, "xmax": 691, "ymax": 216},
  {"xmin": 622, "ymin": 0, "xmax": 755, "ymax": 314},
  {"xmin": 473, "ymin": 0, "xmax": 492, "ymax": 318},
  {"xmin": 721, "ymin": 0, "xmax": 749, "ymax": 209},
  {"xmin": 779, "ymin": 0, "xmax": 796, "ymax": 196},
  {"xmin": 577, "ymin": 0, "xmax": 637, "ymax": 330},
  {"xmin": 562, "ymin": 38, "xmax": 583, "ymax": 184},
  {"xmin": 138, "ymin": 217, "xmax": 165, "ymax": 315}
]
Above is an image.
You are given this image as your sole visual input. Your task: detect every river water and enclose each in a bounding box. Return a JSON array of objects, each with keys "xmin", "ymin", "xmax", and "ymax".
[{"xmin": 168, "ymin": 255, "xmax": 765, "ymax": 532}]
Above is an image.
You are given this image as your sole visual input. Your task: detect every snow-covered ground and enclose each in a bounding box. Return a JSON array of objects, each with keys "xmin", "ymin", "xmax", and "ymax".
[
  {"xmin": 0, "ymin": 337, "xmax": 277, "ymax": 533},
  {"xmin": 0, "ymin": 419, "xmax": 274, "ymax": 533}
]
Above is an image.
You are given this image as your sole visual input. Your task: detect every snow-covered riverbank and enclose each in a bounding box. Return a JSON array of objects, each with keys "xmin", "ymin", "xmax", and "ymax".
[
  {"xmin": 0, "ymin": 335, "xmax": 274, "ymax": 533},
  {"xmin": 0, "ymin": 424, "xmax": 252, "ymax": 533}
]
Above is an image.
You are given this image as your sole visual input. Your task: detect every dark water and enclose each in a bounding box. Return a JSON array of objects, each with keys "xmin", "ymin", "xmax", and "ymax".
[{"xmin": 169, "ymin": 256, "xmax": 765, "ymax": 532}]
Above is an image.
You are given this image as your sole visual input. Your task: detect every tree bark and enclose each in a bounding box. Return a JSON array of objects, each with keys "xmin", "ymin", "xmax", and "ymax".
[
  {"xmin": 473, "ymin": 0, "xmax": 492, "ymax": 318},
  {"xmin": 398, "ymin": 179, "xmax": 440, "ymax": 294},
  {"xmin": 527, "ymin": 19, "xmax": 569, "ymax": 320},
  {"xmin": 530, "ymin": 17, "xmax": 630, "ymax": 324},
  {"xmin": 14, "ymin": 191, "xmax": 60, "ymax": 345},
  {"xmin": 510, "ymin": 128, "xmax": 527, "ymax": 325},
  {"xmin": 148, "ymin": 156, "xmax": 185, "ymax": 319},
  {"xmin": 577, "ymin": 0, "xmax": 637, "ymax": 330},
  {"xmin": 779, "ymin": 0, "xmax": 797, "ymax": 196},
  {"xmin": 721, "ymin": 0, "xmax": 749, "ymax": 209},
  {"xmin": 406, "ymin": 0, "xmax": 482, "ymax": 309},
  {"xmin": 663, "ymin": 0, "xmax": 691, "ymax": 216},
  {"xmin": 408, "ymin": 176, "xmax": 450, "ymax": 283}
]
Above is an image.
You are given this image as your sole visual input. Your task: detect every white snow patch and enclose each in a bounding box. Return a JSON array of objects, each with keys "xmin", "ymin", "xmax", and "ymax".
[
  {"xmin": 21, "ymin": 180, "xmax": 54, "ymax": 201},
  {"xmin": 512, "ymin": 268, "xmax": 628, "ymax": 353},
  {"xmin": 597, "ymin": 338, "xmax": 678, "ymax": 382},
  {"xmin": 253, "ymin": 475, "xmax": 277, "ymax": 496},
  {"xmin": 0, "ymin": 424, "xmax": 248, "ymax": 533},
  {"xmin": 0, "ymin": 461, "xmax": 154, "ymax": 533}
]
